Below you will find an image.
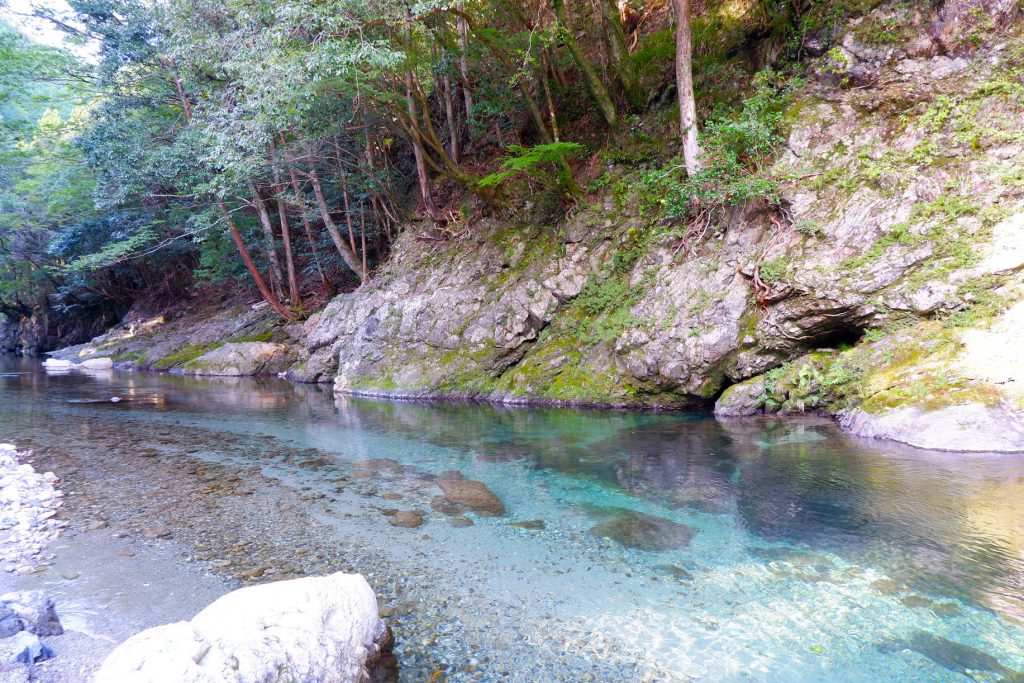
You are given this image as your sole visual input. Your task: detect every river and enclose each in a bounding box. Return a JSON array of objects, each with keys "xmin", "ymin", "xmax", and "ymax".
[{"xmin": 1, "ymin": 355, "xmax": 1022, "ymax": 682}]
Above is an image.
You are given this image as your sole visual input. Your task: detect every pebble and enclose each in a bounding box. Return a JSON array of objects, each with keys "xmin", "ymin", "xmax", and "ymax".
[
  {"xmin": 388, "ymin": 511, "xmax": 425, "ymax": 528},
  {"xmin": 143, "ymin": 526, "xmax": 172, "ymax": 539}
]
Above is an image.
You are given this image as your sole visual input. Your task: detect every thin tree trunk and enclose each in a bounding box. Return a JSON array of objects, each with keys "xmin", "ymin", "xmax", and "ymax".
[
  {"xmin": 218, "ymin": 199, "xmax": 295, "ymax": 321},
  {"xmin": 443, "ymin": 72, "xmax": 460, "ymax": 164},
  {"xmin": 550, "ymin": 0, "xmax": 618, "ymax": 128},
  {"xmin": 672, "ymin": 0, "xmax": 701, "ymax": 176},
  {"xmin": 600, "ymin": 0, "xmax": 641, "ymax": 107},
  {"xmin": 249, "ymin": 183, "xmax": 285, "ymax": 297},
  {"xmin": 405, "ymin": 68, "xmax": 442, "ymax": 222},
  {"xmin": 453, "ymin": 10, "xmax": 553, "ymax": 144},
  {"xmin": 540, "ymin": 51, "xmax": 562, "ymax": 142},
  {"xmin": 269, "ymin": 142, "xmax": 301, "ymax": 306},
  {"xmin": 340, "ymin": 171, "xmax": 358, "ymax": 256},
  {"xmin": 359, "ymin": 204, "xmax": 368, "ymax": 281},
  {"xmin": 287, "ymin": 164, "xmax": 333, "ymax": 294},
  {"xmin": 457, "ymin": 3, "xmax": 473, "ymax": 127},
  {"xmin": 307, "ymin": 160, "xmax": 366, "ymax": 280}
]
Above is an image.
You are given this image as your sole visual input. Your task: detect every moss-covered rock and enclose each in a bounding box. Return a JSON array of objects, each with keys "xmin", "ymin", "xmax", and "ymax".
[{"xmin": 182, "ymin": 342, "xmax": 293, "ymax": 377}]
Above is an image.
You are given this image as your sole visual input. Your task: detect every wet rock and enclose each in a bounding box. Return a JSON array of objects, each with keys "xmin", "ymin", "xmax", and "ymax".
[
  {"xmin": 80, "ymin": 357, "xmax": 114, "ymax": 370},
  {"xmin": 182, "ymin": 342, "xmax": 294, "ymax": 377},
  {"xmin": 388, "ymin": 511, "xmax": 425, "ymax": 529},
  {"xmin": 930, "ymin": 601, "xmax": 961, "ymax": 618},
  {"xmin": 434, "ymin": 474, "xmax": 505, "ymax": 516},
  {"xmin": 870, "ymin": 579, "xmax": 900, "ymax": 596},
  {"xmin": 143, "ymin": 526, "xmax": 172, "ymax": 539},
  {"xmin": 6, "ymin": 631, "xmax": 53, "ymax": 664},
  {"xmin": 878, "ymin": 630, "xmax": 1016, "ymax": 678},
  {"xmin": 0, "ymin": 606, "xmax": 22, "ymax": 638},
  {"xmin": 380, "ymin": 492, "xmax": 402, "ymax": 501},
  {"xmin": 296, "ymin": 457, "xmax": 329, "ymax": 469},
  {"xmin": 840, "ymin": 404, "xmax": 1024, "ymax": 453},
  {"xmin": 509, "ymin": 520, "xmax": 545, "ymax": 530},
  {"xmin": 449, "ymin": 515, "xmax": 474, "ymax": 528},
  {"xmin": 239, "ymin": 566, "xmax": 268, "ymax": 580},
  {"xmin": 95, "ymin": 572, "xmax": 390, "ymax": 683},
  {"xmin": 0, "ymin": 591, "xmax": 63, "ymax": 636},
  {"xmin": 586, "ymin": 507, "xmax": 696, "ymax": 552},
  {"xmin": 429, "ymin": 496, "xmax": 464, "ymax": 516},
  {"xmin": 86, "ymin": 520, "xmax": 108, "ymax": 531},
  {"xmin": 654, "ymin": 564, "xmax": 693, "ymax": 581},
  {"xmin": 900, "ymin": 595, "xmax": 932, "ymax": 609}
]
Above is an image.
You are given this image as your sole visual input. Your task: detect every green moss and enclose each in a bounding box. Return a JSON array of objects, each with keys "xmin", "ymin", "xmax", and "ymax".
[
  {"xmin": 227, "ymin": 330, "xmax": 274, "ymax": 343},
  {"xmin": 111, "ymin": 350, "xmax": 147, "ymax": 363},
  {"xmin": 152, "ymin": 343, "xmax": 223, "ymax": 369}
]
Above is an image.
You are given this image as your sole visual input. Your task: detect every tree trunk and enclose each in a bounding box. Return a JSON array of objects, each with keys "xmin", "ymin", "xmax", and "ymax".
[
  {"xmin": 672, "ymin": 0, "xmax": 701, "ymax": 176},
  {"xmin": 249, "ymin": 183, "xmax": 286, "ymax": 297},
  {"xmin": 359, "ymin": 204, "xmax": 368, "ymax": 281},
  {"xmin": 269, "ymin": 142, "xmax": 301, "ymax": 306},
  {"xmin": 454, "ymin": 10, "xmax": 553, "ymax": 144},
  {"xmin": 287, "ymin": 164, "xmax": 334, "ymax": 294},
  {"xmin": 405, "ymin": 68, "xmax": 443, "ymax": 222},
  {"xmin": 218, "ymin": 199, "xmax": 295, "ymax": 321},
  {"xmin": 550, "ymin": 0, "xmax": 618, "ymax": 128},
  {"xmin": 307, "ymin": 160, "xmax": 366, "ymax": 280},
  {"xmin": 600, "ymin": 0, "xmax": 641, "ymax": 107},
  {"xmin": 340, "ymin": 171, "xmax": 358, "ymax": 256},
  {"xmin": 457, "ymin": 3, "xmax": 473, "ymax": 128},
  {"xmin": 442, "ymin": 72, "xmax": 460, "ymax": 164},
  {"xmin": 540, "ymin": 51, "xmax": 562, "ymax": 142}
]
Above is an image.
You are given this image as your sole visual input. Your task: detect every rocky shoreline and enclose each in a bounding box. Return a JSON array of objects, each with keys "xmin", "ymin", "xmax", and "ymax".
[
  {"xmin": 36, "ymin": 24, "xmax": 1024, "ymax": 452},
  {"xmin": 0, "ymin": 444, "xmax": 65, "ymax": 576},
  {"xmin": 0, "ymin": 438, "xmax": 398, "ymax": 683}
]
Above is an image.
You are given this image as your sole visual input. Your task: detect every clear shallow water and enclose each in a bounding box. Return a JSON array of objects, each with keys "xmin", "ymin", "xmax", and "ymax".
[{"xmin": 1, "ymin": 356, "xmax": 1023, "ymax": 682}]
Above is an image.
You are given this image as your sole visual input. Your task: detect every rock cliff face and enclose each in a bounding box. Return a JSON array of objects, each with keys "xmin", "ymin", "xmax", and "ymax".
[
  {"xmin": 42, "ymin": 1, "xmax": 1024, "ymax": 451},
  {"xmin": 285, "ymin": 5, "xmax": 1024, "ymax": 449}
]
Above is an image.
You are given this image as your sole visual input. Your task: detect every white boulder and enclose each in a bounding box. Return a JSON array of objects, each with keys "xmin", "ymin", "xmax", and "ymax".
[
  {"xmin": 93, "ymin": 572, "xmax": 390, "ymax": 683},
  {"xmin": 41, "ymin": 359, "xmax": 72, "ymax": 369},
  {"xmin": 80, "ymin": 357, "xmax": 114, "ymax": 370}
]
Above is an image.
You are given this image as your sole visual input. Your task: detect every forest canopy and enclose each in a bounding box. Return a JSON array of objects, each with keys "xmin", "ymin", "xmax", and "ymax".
[{"xmin": 0, "ymin": 0, "xmax": 874, "ymax": 329}]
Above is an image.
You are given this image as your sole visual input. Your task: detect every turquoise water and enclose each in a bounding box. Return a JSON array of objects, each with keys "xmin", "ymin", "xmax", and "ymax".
[{"xmin": 1, "ymin": 356, "xmax": 1023, "ymax": 681}]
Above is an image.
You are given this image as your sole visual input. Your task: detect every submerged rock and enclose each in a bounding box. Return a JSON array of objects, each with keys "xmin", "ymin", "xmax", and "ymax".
[
  {"xmin": 94, "ymin": 572, "xmax": 393, "ymax": 683},
  {"xmin": 878, "ymin": 630, "xmax": 1018, "ymax": 679},
  {"xmin": 388, "ymin": 510, "xmax": 424, "ymax": 528},
  {"xmin": 586, "ymin": 507, "xmax": 696, "ymax": 552},
  {"xmin": 510, "ymin": 519, "xmax": 545, "ymax": 530},
  {"xmin": 429, "ymin": 496, "xmax": 463, "ymax": 516},
  {"xmin": 434, "ymin": 472, "xmax": 505, "ymax": 516}
]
